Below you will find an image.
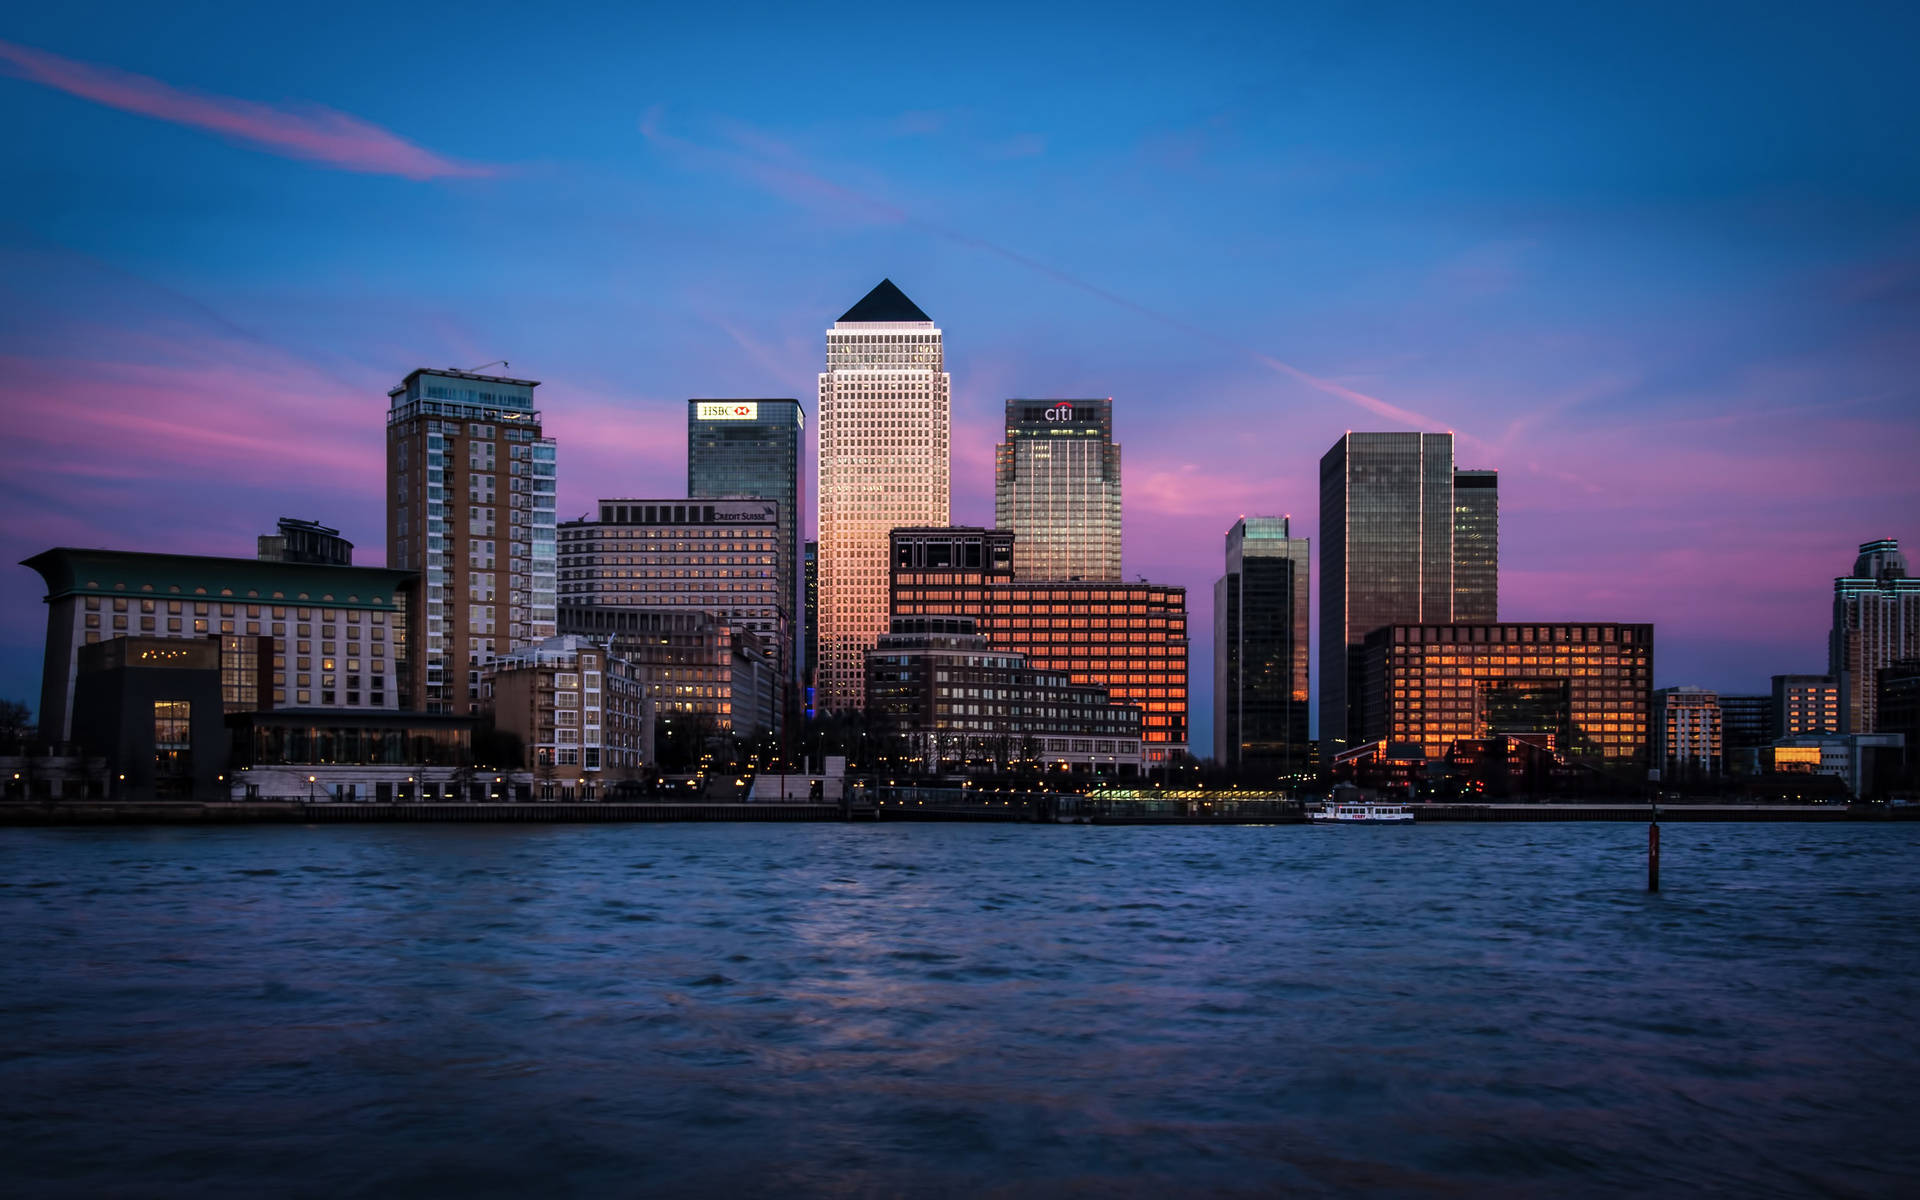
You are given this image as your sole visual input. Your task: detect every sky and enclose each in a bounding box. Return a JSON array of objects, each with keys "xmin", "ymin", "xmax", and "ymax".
[{"xmin": 2, "ymin": 1, "xmax": 1917, "ymax": 751}]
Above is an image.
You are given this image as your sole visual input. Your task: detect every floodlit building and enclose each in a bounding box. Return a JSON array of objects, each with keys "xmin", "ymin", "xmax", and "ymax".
[
  {"xmin": 1213, "ymin": 516, "xmax": 1310, "ymax": 780},
  {"xmin": 386, "ymin": 367, "xmax": 556, "ymax": 713},
  {"xmin": 816, "ymin": 279, "xmax": 949, "ymax": 711},
  {"xmin": 994, "ymin": 398, "xmax": 1122, "ymax": 582},
  {"xmin": 556, "ymin": 605, "xmax": 778, "ymax": 738}
]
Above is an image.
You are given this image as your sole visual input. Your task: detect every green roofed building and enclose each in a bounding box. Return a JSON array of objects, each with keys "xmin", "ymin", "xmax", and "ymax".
[{"xmin": 22, "ymin": 547, "xmax": 419, "ymax": 742}]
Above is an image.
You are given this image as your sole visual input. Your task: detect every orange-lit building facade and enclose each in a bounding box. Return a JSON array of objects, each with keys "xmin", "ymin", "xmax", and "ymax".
[
  {"xmin": 889, "ymin": 527, "xmax": 1189, "ymax": 761},
  {"xmin": 1359, "ymin": 621, "xmax": 1653, "ymax": 771}
]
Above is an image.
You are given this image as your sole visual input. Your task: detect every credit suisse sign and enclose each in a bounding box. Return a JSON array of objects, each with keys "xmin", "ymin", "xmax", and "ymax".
[{"xmin": 697, "ymin": 402, "xmax": 760, "ymax": 421}]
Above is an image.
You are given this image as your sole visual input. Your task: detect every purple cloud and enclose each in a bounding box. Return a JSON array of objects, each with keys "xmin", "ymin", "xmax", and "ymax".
[{"xmin": 0, "ymin": 38, "xmax": 493, "ymax": 180}]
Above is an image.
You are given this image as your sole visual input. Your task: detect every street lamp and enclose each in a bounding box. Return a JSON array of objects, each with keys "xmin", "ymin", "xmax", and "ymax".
[{"xmin": 308, "ymin": 775, "xmax": 317, "ymax": 803}]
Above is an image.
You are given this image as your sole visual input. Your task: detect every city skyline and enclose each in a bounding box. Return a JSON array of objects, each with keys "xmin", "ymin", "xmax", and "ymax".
[{"xmin": 3, "ymin": 5, "xmax": 1917, "ymax": 753}]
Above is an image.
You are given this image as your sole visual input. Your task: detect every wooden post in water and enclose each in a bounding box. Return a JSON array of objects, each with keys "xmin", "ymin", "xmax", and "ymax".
[{"xmin": 1648, "ymin": 817, "xmax": 1660, "ymax": 892}]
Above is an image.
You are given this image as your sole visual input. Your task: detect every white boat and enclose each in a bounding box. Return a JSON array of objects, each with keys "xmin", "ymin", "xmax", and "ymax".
[{"xmin": 1310, "ymin": 802, "xmax": 1416, "ymax": 824}]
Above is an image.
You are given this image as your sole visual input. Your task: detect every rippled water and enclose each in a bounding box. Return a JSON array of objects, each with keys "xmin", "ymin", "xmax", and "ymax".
[{"xmin": 2, "ymin": 822, "xmax": 1917, "ymax": 1197}]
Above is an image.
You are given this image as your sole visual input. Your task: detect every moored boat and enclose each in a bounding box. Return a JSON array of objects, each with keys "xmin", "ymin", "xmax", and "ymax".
[{"xmin": 1310, "ymin": 802, "xmax": 1416, "ymax": 823}]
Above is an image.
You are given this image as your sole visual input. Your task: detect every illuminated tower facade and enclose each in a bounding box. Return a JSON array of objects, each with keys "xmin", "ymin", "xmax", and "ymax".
[
  {"xmin": 816, "ymin": 280, "xmax": 950, "ymax": 712},
  {"xmin": 1830, "ymin": 538, "xmax": 1920, "ymax": 733}
]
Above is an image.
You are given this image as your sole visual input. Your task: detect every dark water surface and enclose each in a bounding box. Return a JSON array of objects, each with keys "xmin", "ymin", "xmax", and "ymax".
[{"xmin": 2, "ymin": 823, "xmax": 1917, "ymax": 1197}]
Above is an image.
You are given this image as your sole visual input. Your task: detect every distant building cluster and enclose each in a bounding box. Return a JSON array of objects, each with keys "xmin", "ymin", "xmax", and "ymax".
[{"xmin": 6, "ymin": 278, "xmax": 1913, "ymax": 803}]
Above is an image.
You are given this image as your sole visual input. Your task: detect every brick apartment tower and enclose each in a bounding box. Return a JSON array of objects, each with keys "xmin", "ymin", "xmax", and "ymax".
[{"xmin": 387, "ymin": 367, "xmax": 556, "ymax": 714}]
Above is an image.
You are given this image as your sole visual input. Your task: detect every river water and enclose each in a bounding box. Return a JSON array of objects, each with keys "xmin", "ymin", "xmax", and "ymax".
[{"xmin": 2, "ymin": 822, "xmax": 1916, "ymax": 1197}]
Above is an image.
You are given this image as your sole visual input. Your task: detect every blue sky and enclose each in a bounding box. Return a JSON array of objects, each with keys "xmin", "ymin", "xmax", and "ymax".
[{"xmin": 3, "ymin": 1, "xmax": 1918, "ymax": 748}]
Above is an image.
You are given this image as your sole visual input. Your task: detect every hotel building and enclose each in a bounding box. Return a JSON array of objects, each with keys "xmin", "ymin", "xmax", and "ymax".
[
  {"xmin": 866, "ymin": 617, "xmax": 1144, "ymax": 775},
  {"xmin": 1319, "ymin": 432, "xmax": 1499, "ymax": 749},
  {"xmin": 1653, "ymin": 686, "xmax": 1722, "ymax": 780},
  {"xmin": 994, "ymin": 398, "xmax": 1122, "ymax": 582},
  {"xmin": 688, "ymin": 399, "xmax": 805, "ymax": 686},
  {"xmin": 24, "ymin": 548, "xmax": 416, "ymax": 743},
  {"xmin": 1830, "ymin": 538, "xmax": 1920, "ymax": 733},
  {"xmin": 1358, "ymin": 621, "xmax": 1653, "ymax": 772},
  {"xmin": 816, "ymin": 279, "xmax": 950, "ymax": 711},
  {"xmin": 1212, "ymin": 517, "xmax": 1311, "ymax": 779},
  {"xmin": 386, "ymin": 367, "xmax": 556, "ymax": 714},
  {"xmin": 889, "ymin": 527, "xmax": 1189, "ymax": 762}
]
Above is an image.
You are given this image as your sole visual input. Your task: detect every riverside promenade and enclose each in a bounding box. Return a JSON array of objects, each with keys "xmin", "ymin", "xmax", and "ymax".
[{"xmin": 3, "ymin": 792, "xmax": 1910, "ymax": 825}]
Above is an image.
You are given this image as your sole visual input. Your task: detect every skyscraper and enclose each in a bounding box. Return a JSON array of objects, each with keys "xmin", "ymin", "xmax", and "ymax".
[
  {"xmin": 1318, "ymin": 432, "xmax": 1459, "ymax": 749},
  {"xmin": 816, "ymin": 279, "xmax": 949, "ymax": 712},
  {"xmin": 386, "ymin": 367, "xmax": 556, "ymax": 714},
  {"xmin": 994, "ymin": 398, "xmax": 1122, "ymax": 581},
  {"xmin": 1830, "ymin": 538, "xmax": 1920, "ymax": 733},
  {"xmin": 1452, "ymin": 469, "xmax": 1498, "ymax": 622},
  {"xmin": 687, "ymin": 398, "xmax": 805, "ymax": 688},
  {"xmin": 1213, "ymin": 517, "xmax": 1310, "ymax": 779}
]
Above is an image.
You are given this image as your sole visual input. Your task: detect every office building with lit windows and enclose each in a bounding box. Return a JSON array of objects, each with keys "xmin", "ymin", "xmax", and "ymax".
[
  {"xmin": 1213, "ymin": 516, "xmax": 1310, "ymax": 779},
  {"xmin": 994, "ymin": 398, "xmax": 1122, "ymax": 582},
  {"xmin": 1830, "ymin": 538, "xmax": 1920, "ymax": 733},
  {"xmin": 1653, "ymin": 686, "xmax": 1722, "ymax": 781},
  {"xmin": 386, "ymin": 367, "xmax": 556, "ymax": 714},
  {"xmin": 1771, "ymin": 674, "xmax": 1840, "ymax": 738},
  {"xmin": 1320, "ymin": 433, "xmax": 1499, "ymax": 750},
  {"xmin": 816, "ymin": 279, "xmax": 950, "ymax": 711},
  {"xmin": 1358, "ymin": 621, "xmax": 1653, "ymax": 773},
  {"xmin": 688, "ymin": 398, "xmax": 805, "ymax": 687},
  {"xmin": 889, "ymin": 527, "xmax": 1189, "ymax": 761},
  {"xmin": 23, "ymin": 547, "xmax": 416, "ymax": 744},
  {"xmin": 556, "ymin": 498, "xmax": 787, "ymax": 679}
]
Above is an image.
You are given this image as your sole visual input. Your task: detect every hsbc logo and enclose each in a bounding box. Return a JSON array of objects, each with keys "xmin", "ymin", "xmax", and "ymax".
[{"xmin": 697, "ymin": 402, "xmax": 760, "ymax": 421}]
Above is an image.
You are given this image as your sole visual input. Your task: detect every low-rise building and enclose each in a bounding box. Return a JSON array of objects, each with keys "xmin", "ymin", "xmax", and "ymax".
[
  {"xmin": 486, "ymin": 636, "xmax": 650, "ymax": 800},
  {"xmin": 227, "ymin": 709, "xmax": 490, "ymax": 802},
  {"xmin": 557, "ymin": 605, "xmax": 777, "ymax": 738},
  {"xmin": 866, "ymin": 617, "xmax": 1144, "ymax": 776}
]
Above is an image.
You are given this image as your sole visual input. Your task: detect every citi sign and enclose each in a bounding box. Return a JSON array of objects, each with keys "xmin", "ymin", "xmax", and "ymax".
[
  {"xmin": 697, "ymin": 402, "xmax": 759, "ymax": 421},
  {"xmin": 1044, "ymin": 404, "xmax": 1075, "ymax": 421}
]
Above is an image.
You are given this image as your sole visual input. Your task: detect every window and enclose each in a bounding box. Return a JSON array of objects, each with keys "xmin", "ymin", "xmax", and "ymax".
[{"xmin": 153, "ymin": 701, "xmax": 191, "ymax": 761}]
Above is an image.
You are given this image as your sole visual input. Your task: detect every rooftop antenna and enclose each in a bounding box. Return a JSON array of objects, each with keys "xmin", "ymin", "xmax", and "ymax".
[{"xmin": 459, "ymin": 360, "xmax": 509, "ymax": 373}]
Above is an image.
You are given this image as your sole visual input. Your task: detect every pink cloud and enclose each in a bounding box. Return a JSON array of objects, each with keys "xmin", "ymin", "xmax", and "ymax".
[{"xmin": 0, "ymin": 38, "xmax": 493, "ymax": 180}]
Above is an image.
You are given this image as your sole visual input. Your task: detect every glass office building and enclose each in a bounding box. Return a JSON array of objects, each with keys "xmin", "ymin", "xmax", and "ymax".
[
  {"xmin": 994, "ymin": 398, "xmax": 1122, "ymax": 582},
  {"xmin": 688, "ymin": 398, "xmax": 804, "ymax": 688},
  {"xmin": 1453, "ymin": 469, "xmax": 1499, "ymax": 622},
  {"xmin": 1213, "ymin": 517, "xmax": 1310, "ymax": 780},
  {"xmin": 1319, "ymin": 433, "xmax": 1500, "ymax": 749}
]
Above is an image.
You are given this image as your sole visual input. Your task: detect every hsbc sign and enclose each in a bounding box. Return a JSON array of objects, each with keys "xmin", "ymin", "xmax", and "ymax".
[{"xmin": 697, "ymin": 402, "xmax": 760, "ymax": 421}]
